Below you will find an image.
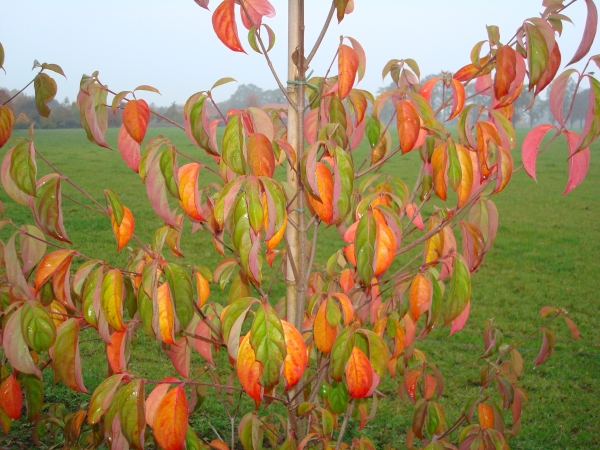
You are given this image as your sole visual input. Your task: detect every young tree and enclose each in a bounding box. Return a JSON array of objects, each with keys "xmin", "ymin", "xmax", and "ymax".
[{"xmin": 0, "ymin": 0, "xmax": 595, "ymax": 448}]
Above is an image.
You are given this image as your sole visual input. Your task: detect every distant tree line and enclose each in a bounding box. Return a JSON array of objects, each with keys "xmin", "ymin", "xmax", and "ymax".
[{"xmin": 1, "ymin": 78, "xmax": 588, "ymax": 130}]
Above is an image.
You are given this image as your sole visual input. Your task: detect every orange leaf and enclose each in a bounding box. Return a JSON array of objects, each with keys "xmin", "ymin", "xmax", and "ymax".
[
  {"xmin": 106, "ymin": 329, "xmax": 127, "ymax": 374},
  {"xmin": 178, "ymin": 163, "xmax": 205, "ymax": 222},
  {"xmin": 34, "ymin": 249, "xmax": 76, "ymax": 291},
  {"xmin": 0, "ymin": 374, "xmax": 22, "ymax": 420},
  {"xmin": 338, "ymin": 44, "xmax": 359, "ymax": 99},
  {"xmin": 314, "ymin": 300, "xmax": 338, "ymax": 353},
  {"xmin": 212, "ymin": 0, "xmax": 245, "ymax": 53},
  {"xmin": 346, "ymin": 346, "xmax": 373, "ymax": 398},
  {"xmin": 477, "ymin": 403, "xmax": 494, "ymax": 429},
  {"xmin": 195, "ymin": 272, "xmax": 210, "ymax": 307},
  {"xmin": 281, "ymin": 320, "xmax": 307, "ymax": 391},
  {"xmin": 344, "ymin": 244, "xmax": 356, "ymax": 267},
  {"xmin": 431, "ymin": 144, "xmax": 448, "ymax": 201},
  {"xmin": 101, "ymin": 269, "xmax": 126, "ymax": 332},
  {"xmin": 123, "ymin": 99, "xmax": 150, "ymax": 144},
  {"xmin": 494, "ymin": 45, "xmax": 517, "ymax": 99},
  {"xmin": 110, "ymin": 205, "xmax": 134, "ymax": 252},
  {"xmin": 145, "ymin": 377, "xmax": 179, "ymax": 427},
  {"xmin": 456, "ymin": 144, "xmax": 473, "ymax": 208},
  {"xmin": 420, "ymin": 77, "xmax": 440, "ymax": 102},
  {"xmin": 153, "ymin": 385, "xmax": 188, "ymax": 450},
  {"xmin": 409, "ymin": 273, "xmax": 432, "ymax": 321},
  {"xmin": 266, "ymin": 212, "xmax": 286, "ymax": 250},
  {"xmin": 448, "ymin": 79, "xmax": 466, "ymax": 121},
  {"xmin": 340, "ymin": 268, "xmax": 354, "ymax": 293},
  {"xmin": 424, "ymin": 216, "xmax": 444, "ymax": 265},
  {"xmin": 308, "ymin": 162, "xmax": 334, "ymax": 225},
  {"xmin": 157, "ymin": 282, "xmax": 176, "ymax": 345},
  {"xmin": 247, "ymin": 133, "xmax": 275, "ymax": 177},
  {"xmin": 373, "ymin": 219, "xmax": 396, "ymax": 276},
  {"xmin": 423, "ymin": 374, "xmax": 437, "ymax": 399},
  {"xmin": 396, "ymin": 100, "xmax": 421, "ymax": 154},
  {"xmin": 210, "ymin": 440, "xmax": 230, "ymax": 450},
  {"xmin": 236, "ymin": 333, "xmax": 263, "ymax": 407},
  {"xmin": 404, "ymin": 370, "xmax": 420, "ymax": 402}
]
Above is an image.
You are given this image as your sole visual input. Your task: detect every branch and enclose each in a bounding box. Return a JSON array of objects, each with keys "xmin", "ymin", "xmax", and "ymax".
[
  {"xmin": 303, "ymin": 221, "xmax": 319, "ymax": 286},
  {"xmin": 335, "ymin": 400, "xmax": 355, "ymax": 450},
  {"xmin": 306, "ymin": 1, "xmax": 336, "ymax": 67},
  {"xmin": 2, "ymin": 77, "xmax": 37, "ymax": 105}
]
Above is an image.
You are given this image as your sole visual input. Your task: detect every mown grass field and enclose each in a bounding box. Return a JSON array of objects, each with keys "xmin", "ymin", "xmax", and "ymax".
[{"xmin": 0, "ymin": 126, "xmax": 598, "ymax": 449}]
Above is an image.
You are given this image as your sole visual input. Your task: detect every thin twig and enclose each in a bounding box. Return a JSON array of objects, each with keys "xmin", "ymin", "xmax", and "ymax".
[
  {"xmin": 3, "ymin": 78, "xmax": 36, "ymax": 105},
  {"xmin": 63, "ymin": 194, "xmax": 106, "ymax": 214},
  {"xmin": 306, "ymin": 1, "xmax": 336, "ymax": 67},
  {"xmin": 335, "ymin": 400, "xmax": 355, "ymax": 450}
]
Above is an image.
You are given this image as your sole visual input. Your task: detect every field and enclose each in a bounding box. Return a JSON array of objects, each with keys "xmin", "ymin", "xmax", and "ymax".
[{"xmin": 0, "ymin": 126, "xmax": 598, "ymax": 449}]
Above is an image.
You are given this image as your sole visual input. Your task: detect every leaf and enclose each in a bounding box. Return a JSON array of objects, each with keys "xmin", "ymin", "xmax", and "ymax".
[
  {"xmin": 19, "ymin": 225, "xmax": 45, "ymax": 275},
  {"xmin": 153, "ymin": 385, "xmax": 189, "ymax": 450},
  {"xmin": 0, "ymin": 105, "xmax": 14, "ymax": 149},
  {"xmin": 443, "ymin": 255, "xmax": 471, "ymax": 325},
  {"xmin": 448, "ymin": 78, "xmax": 466, "ymax": 121},
  {"xmin": 0, "ymin": 375, "xmax": 22, "ymax": 420},
  {"xmin": 164, "ymin": 263, "xmax": 194, "ymax": 330},
  {"xmin": 329, "ymin": 326, "xmax": 355, "ymax": 381},
  {"xmin": 123, "ymin": 99, "xmax": 150, "ymax": 144},
  {"xmin": 134, "ymin": 84, "xmax": 161, "ymax": 95},
  {"xmin": 194, "ymin": 0, "xmax": 210, "ymax": 10},
  {"xmin": 165, "ymin": 337, "xmax": 191, "ymax": 380},
  {"xmin": 449, "ymin": 300, "xmax": 471, "ymax": 336},
  {"xmin": 567, "ymin": 0, "xmax": 598, "ymax": 65},
  {"xmin": 212, "ymin": 0, "xmax": 245, "ymax": 52},
  {"xmin": 160, "ymin": 145, "xmax": 180, "ymax": 200},
  {"xmin": 562, "ymin": 316, "xmax": 580, "ymax": 340},
  {"xmin": 469, "ymin": 198, "xmax": 498, "ymax": 252},
  {"xmin": 111, "ymin": 205, "xmax": 134, "ymax": 252},
  {"xmin": 2, "ymin": 146, "xmax": 31, "ymax": 205},
  {"xmin": 101, "ymin": 269, "xmax": 126, "ymax": 331},
  {"xmin": 456, "ymin": 144, "xmax": 473, "ymax": 208},
  {"xmin": 21, "ymin": 301, "xmax": 56, "ymax": 351},
  {"xmin": 106, "ymin": 328, "xmax": 129, "ymax": 374},
  {"xmin": 145, "ymin": 378, "xmax": 178, "ymax": 427},
  {"xmin": 549, "ymin": 69, "xmax": 578, "ymax": 127},
  {"xmin": 338, "ymin": 44, "xmax": 359, "ymax": 99},
  {"xmin": 2, "ymin": 306, "xmax": 41, "ymax": 376},
  {"xmin": 477, "ymin": 403, "xmax": 494, "ymax": 428},
  {"xmin": 346, "ymin": 37, "xmax": 366, "ymax": 82},
  {"xmin": 237, "ymin": 332, "xmax": 263, "ymax": 407},
  {"xmin": 247, "ymin": 132, "xmax": 275, "ymax": 177},
  {"xmin": 373, "ymin": 219, "xmax": 396, "ymax": 276},
  {"xmin": 78, "ymin": 83, "xmax": 111, "ymax": 149},
  {"xmin": 9, "ymin": 140, "xmax": 36, "ymax": 196},
  {"xmin": 314, "ymin": 300, "xmax": 338, "ymax": 353},
  {"xmin": 178, "ymin": 163, "xmax": 205, "ymax": 221},
  {"xmin": 41, "ymin": 62, "xmax": 66, "ymax": 78},
  {"xmin": 521, "ymin": 124, "xmax": 557, "ymax": 181},
  {"xmin": 447, "ymin": 138, "xmax": 461, "ymax": 192},
  {"xmin": 30, "ymin": 174, "xmax": 71, "ymax": 243},
  {"xmin": 145, "ymin": 148, "xmax": 178, "ymax": 227},
  {"xmin": 525, "ymin": 23, "xmax": 549, "ymax": 90},
  {"xmin": 20, "ymin": 373, "xmax": 44, "ymax": 422},
  {"xmin": 355, "ymin": 212, "xmax": 376, "ymax": 286},
  {"xmin": 87, "ymin": 374, "xmax": 125, "ymax": 425},
  {"xmin": 494, "ymin": 45, "xmax": 517, "ymax": 99},
  {"xmin": 195, "ymin": 272, "xmax": 211, "ymax": 307},
  {"xmin": 346, "ymin": 346, "xmax": 373, "ymax": 398},
  {"xmin": 396, "ymin": 100, "xmax": 421, "ymax": 154},
  {"xmin": 563, "ymin": 130, "xmax": 590, "ymax": 196},
  {"xmin": 307, "ymin": 162, "xmax": 334, "ymax": 225},
  {"xmin": 281, "ymin": 320, "xmax": 307, "ymax": 391},
  {"xmin": 575, "ymin": 76, "xmax": 600, "ymax": 152},
  {"xmin": 50, "ymin": 318, "xmax": 88, "ymax": 393},
  {"xmin": 222, "ymin": 114, "xmax": 246, "ymax": 175},
  {"xmin": 460, "ymin": 221, "xmax": 485, "ymax": 273},
  {"xmin": 118, "ymin": 124, "xmax": 141, "ymax": 172},
  {"xmin": 410, "ymin": 273, "xmax": 432, "ymax": 321},
  {"xmin": 33, "ymin": 72, "xmax": 57, "ymax": 117},
  {"xmin": 222, "ymin": 297, "xmax": 258, "ymax": 359},
  {"xmin": 157, "ymin": 282, "xmax": 177, "ymax": 345},
  {"xmin": 250, "ymin": 303, "xmax": 286, "ymax": 391}
]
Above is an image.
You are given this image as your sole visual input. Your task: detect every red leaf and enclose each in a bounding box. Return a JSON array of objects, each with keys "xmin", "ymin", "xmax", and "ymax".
[
  {"xmin": 166, "ymin": 337, "xmax": 191, "ymax": 380},
  {"xmin": 549, "ymin": 69, "xmax": 578, "ymax": 126},
  {"xmin": 449, "ymin": 300, "xmax": 470, "ymax": 336},
  {"xmin": 117, "ymin": 124, "xmax": 140, "ymax": 172},
  {"xmin": 212, "ymin": 0, "xmax": 245, "ymax": 53},
  {"xmin": 521, "ymin": 124, "xmax": 557, "ymax": 181},
  {"xmin": 236, "ymin": 332, "xmax": 263, "ymax": 407},
  {"xmin": 534, "ymin": 328, "xmax": 555, "ymax": 366},
  {"xmin": 123, "ymin": 99, "xmax": 150, "ymax": 144},
  {"xmin": 240, "ymin": 0, "xmax": 276, "ymax": 30},
  {"xmin": 567, "ymin": 0, "xmax": 598, "ymax": 65},
  {"xmin": 420, "ymin": 77, "xmax": 440, "ymax": 102},
  {"xmin": 153, "ymin": 385, "xmax": 189, "ymax": 450},
  {"xmin": 563, "ymin": 316, "xmax": 580, "ymax": 340},
  {"xmin": 0, "ymin": 375, "xmax": 22, "ymax": 420},
  {"xmin": 460, "ymin": 221, "xmax": 485, "ymax": 273},
  {"xmin": 338, "ymin": 44, "xmax": 359, "ymax": 99},
  {"xmin": 346, "ymin": 37, "xmax": 366, "ymax": 82},
  {"xmin": 396, "ymin": 100, "xmax": 421, "ymax": 154},
  {"xmin": 563, "ymin": 130, "xmax": 590, "ymax": 196},
  {"xmin": 281, "ymin": 320, "xmax": 307, "ymax": 391},
  {"xmin": 0, "ymin": 105, "xmax": 14, "ymax": 149},
  {"xmin": 30, "ymin": 174, "xmax": 71, "ymax": 244},
  {"xmin": 106, "ymin": 329, "xmax": 128, "ymax": 374}
]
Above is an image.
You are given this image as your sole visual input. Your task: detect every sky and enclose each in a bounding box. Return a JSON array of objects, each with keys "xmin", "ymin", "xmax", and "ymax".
[{"xmin": 1, "ymin": 0, "xmax": 598, "ymax": 106}]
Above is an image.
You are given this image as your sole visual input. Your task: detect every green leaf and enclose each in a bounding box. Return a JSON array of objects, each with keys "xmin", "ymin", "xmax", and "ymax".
[
  {"xmin": 31, "ymin": 173, "xmax": 71, "ymax": 243},
  {"xmin": 159, "ymin": 145, "xmax": 180, "ymax": 200},
  {"xmin": 222, "ymin": 297, "xmax": 257, "ymax": 359},
  {"xmin": 355, "ymin": 211, "xmax": 376, "ymax": 286},
  {"xmin": 164, "ymin": 263, "xmax": 194, "ymax": 330},
  {"xmin": 222, "ymin": 114, "xmax": 246, "ymax": 175},
  {"xmin": 329, "ymin": 326, "xmax": 355, "ymax": 381},
  {"xmin": 525, "ymin": 23, "xmax": 549, "ymax": 90},
  {"xmin": 51, "ymin": 318, "xmax": 88, "ymax": 393},
  {"xmin": 87, "ymin": 374, "xmax": 125, "ymax": 425},
  {"xmin": 247, "ymin": 27, "xmax": 262, "ymax": 54},
  {"xmin": 134, "ymin": 84, "xmax": 161, "ymax": 94},
  {"xmin": 21, "ymin": 301, "xmax": 56, "ymax": 351},
  {"xmin": 334, "ymin": 146, "xmax": 354, "ymax": 222},
  {"xmin": 33, "ymin": 72, "xmax": 57, "ymax": 118},
  {"xmin": 0, "ymin": 42, "xmax": 5, "ymax": 71},
  {"xmin": 329, "ymin": 95, "xmax": 348, "ymax": 149},
  {"xmin": 117, "ymin": 379, "xmax": 145, "ymax": 449},
  {"xmin": 211, "ymin": 77, "xmax": 237, "ymax": 91},
  {"xmin": 250, "ymin": 303, "xmax": 286, "ymax": 391},
  {"xmin": 19, "ymin": 373, "xmax": 44, "ymax": 422},
  {"xmin": 328, "ymin": 381, "xmax": 349, "ymax": 414},
  {"xmin": 365, "ymin": 116, "xmax": 381, "ymax": 148},
  {"xmin": 104, "ymin": 188, "xmax": 124, "ymax": 226},
  {"xmin": 41, "ymin": 63, "xmax": 66, "ymax": 78},
  {"xmin": 82, "ymin": 266, "xmax": 103, "ymax": 328},
  {"xmin": 447, "ymin": 138, "xmax": 461, "ymax": 192},
  {"xmin": 9, "ymin": 140, "xmax": 37, "ymax": 197},
  {"xmin": 443, "ymin": 255, "xmax": 471, "ymax": 325}
]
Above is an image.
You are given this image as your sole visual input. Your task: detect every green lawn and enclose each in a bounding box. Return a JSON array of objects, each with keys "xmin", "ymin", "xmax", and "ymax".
[{"xmin": 0, "ymin": 126, "xmax": 598, "ymax": 449}]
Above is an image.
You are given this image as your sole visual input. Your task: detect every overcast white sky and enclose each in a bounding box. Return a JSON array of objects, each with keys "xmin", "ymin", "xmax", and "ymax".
[{"xmin": 1, "ymin": 0, "xmax": 598, "ymax": 106}]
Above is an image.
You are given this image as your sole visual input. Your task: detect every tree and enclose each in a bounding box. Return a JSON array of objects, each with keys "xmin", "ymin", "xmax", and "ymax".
[{"xmin": 0, "ymin": 1, "xmax": 596, "ymax": 449}]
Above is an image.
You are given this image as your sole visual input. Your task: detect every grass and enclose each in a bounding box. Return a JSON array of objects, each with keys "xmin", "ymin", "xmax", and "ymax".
[{"xmin": 0, "ymin": 126, "xmax": 598, "ymax": 449}]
